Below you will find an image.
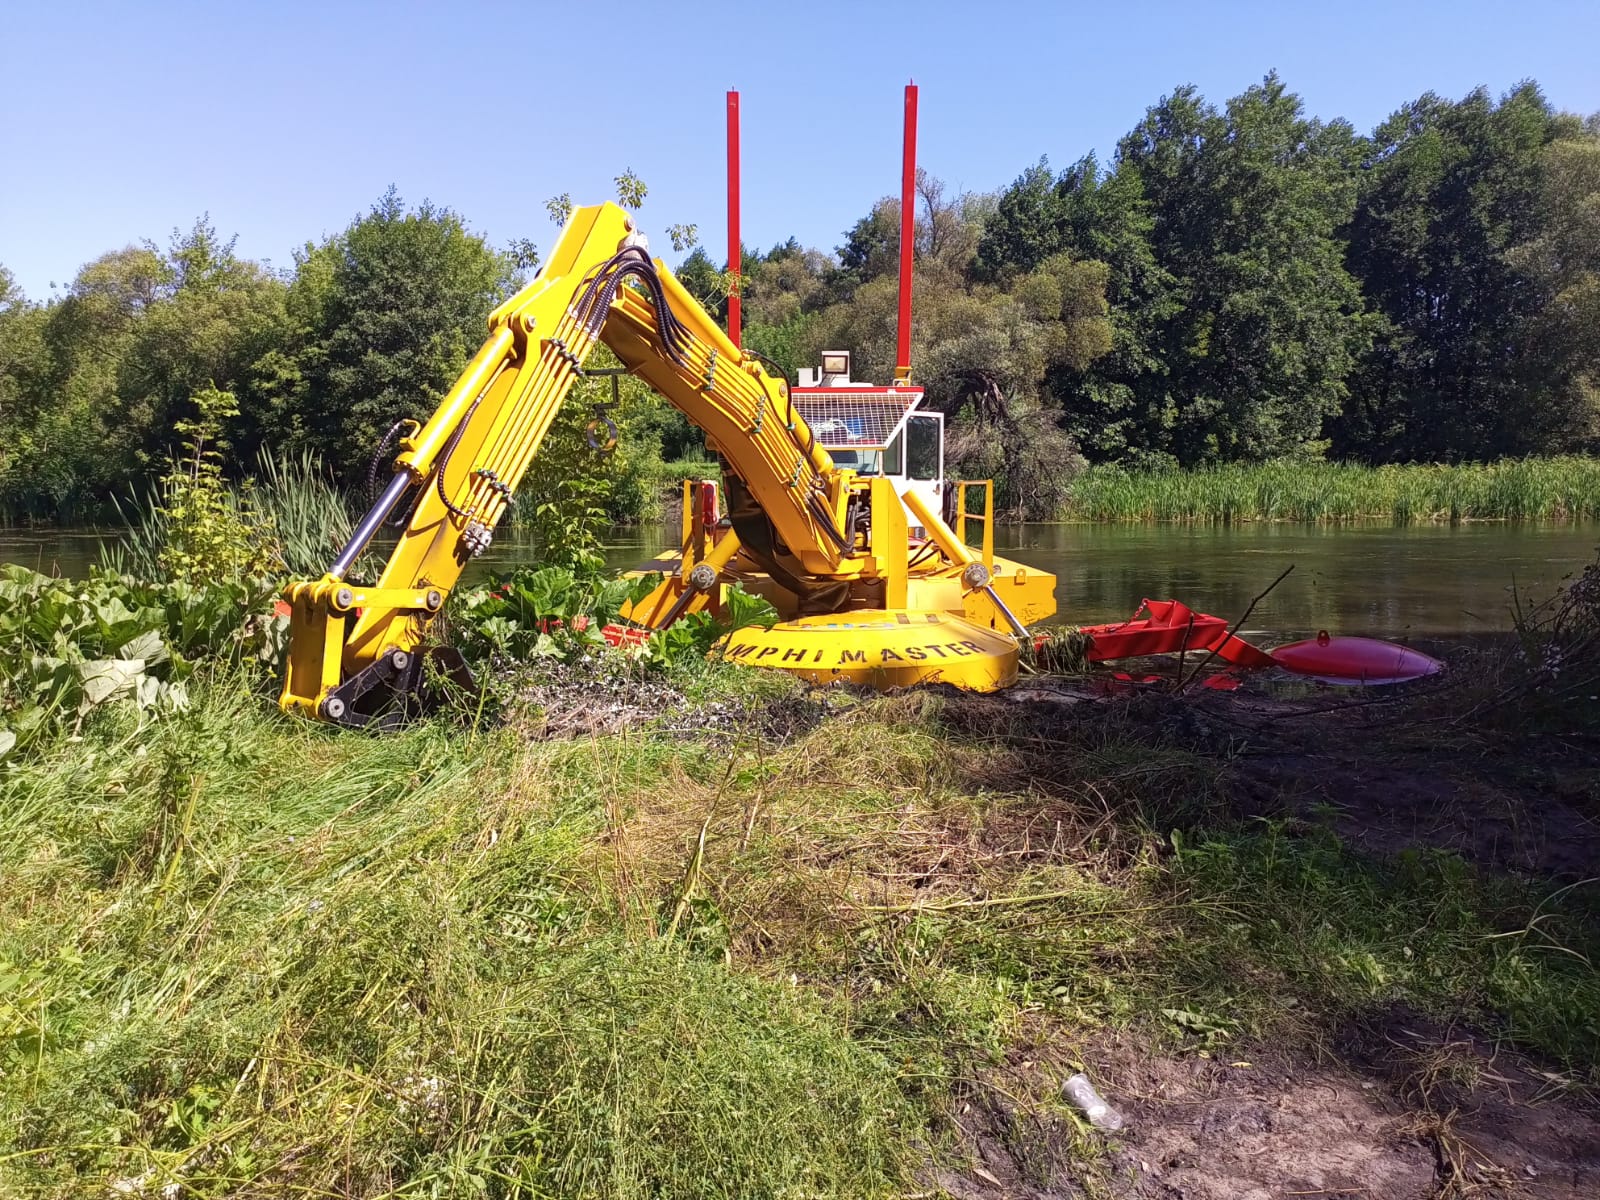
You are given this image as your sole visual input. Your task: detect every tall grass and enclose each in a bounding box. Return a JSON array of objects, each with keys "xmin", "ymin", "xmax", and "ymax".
[
  {"xmin": 0, "ymin": 676, "xmax": 913, "ymax": 1197},
  {"xmin": 101, "ymin": 449, "xmax": 359, "ymax": 580},
  {"xmin": 251, "ymin": 448, "xmax": 359, "ymax": 576},
  {"xmin": 1061, "ymin": 457, "xmax": 1600, "ymax": 524}
]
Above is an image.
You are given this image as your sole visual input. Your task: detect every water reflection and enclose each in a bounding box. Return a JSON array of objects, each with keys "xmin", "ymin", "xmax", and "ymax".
[
  {"xmin": 3, "ymin": 522, "xmax": 1592, "ymax": 638},
  {"xmin": 1012, "ymin": 523, "xmax": 1594, "ymax": 635}
]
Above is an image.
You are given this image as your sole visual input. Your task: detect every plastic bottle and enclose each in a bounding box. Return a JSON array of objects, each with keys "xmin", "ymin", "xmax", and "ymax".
[{"xmin": 1063, "ymin": 1073, "xmax": 1125, "ymax": 1131}]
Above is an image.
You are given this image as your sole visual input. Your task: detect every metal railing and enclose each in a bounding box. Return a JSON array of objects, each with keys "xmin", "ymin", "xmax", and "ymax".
[{"xmin": 953, "ymin": 480, "xmax": 995, "ymax": 569}]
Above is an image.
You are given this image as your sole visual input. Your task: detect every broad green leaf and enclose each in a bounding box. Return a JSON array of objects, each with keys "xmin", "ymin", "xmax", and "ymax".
[
  {"xmin": 117, "ymin": 629, "xmax": 167, "ymax": 665},
  {"xmin": 77, "ymin": 658, "xmax": 146, "ymax": 711}
]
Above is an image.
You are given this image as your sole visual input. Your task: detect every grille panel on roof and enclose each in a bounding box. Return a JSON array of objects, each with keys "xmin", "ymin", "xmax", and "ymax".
[{"xmin": 790, "ymin": 387, "xmax": 924, "ymax": 448}]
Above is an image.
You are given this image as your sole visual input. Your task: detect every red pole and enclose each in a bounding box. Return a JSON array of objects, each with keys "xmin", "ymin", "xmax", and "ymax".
[
  {"xmin": 895, "ymin": 82, "xmax": 918, "ymax": 382},
  {"xmin": 726, "ymin": 89, "xmax": 741, "ymax": 350}
]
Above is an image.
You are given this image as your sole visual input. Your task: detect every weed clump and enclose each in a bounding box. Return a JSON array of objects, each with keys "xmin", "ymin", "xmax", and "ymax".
[
  {"xmin": 152, "ymin": 386, "xmax": 282, "ymax": 587},
  {"xmin": 437, "ymin": 562, "xmax": 791, "ymax": 738},
  {"xmin": 1506, "ymin": 549, "xmax": 1600, "ymax": 726}
]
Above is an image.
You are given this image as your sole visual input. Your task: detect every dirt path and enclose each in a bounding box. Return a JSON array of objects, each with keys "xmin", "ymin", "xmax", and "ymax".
[
  {"xmin": 932, "ymin": 1017, "xmax": 1600, "ymax": 1198},
  {"xmin": 1101, "ymin": 1019, "xmax": 1600, "ymax": 1200}
]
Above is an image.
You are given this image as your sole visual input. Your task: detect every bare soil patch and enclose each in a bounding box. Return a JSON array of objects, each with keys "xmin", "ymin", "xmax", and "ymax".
[
  {"xmin": 968, "ymin": 660, "xmax": 1600, "ymax": 881},
  {"xmin": 931, "ymin": 1017, "xmax": 1600, "ymax": 1199}
]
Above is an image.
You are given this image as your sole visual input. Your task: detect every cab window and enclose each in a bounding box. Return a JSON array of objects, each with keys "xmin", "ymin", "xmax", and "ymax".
[
  {"xmin": 882, "ymin": 434, "xmax": 904, "ymax": 476},
  {"xmin": 829, "ymin": 448, "xmax": 882, "ymax": 474},
  {"xmin": 906, "ymin": 416, "xmax": 940, "ymax": 481}
]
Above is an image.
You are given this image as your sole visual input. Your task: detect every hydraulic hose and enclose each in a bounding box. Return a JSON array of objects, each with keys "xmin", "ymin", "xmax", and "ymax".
[{"xmin": 366, "ymin": 420, "xmax": 409, "ymax": 502}]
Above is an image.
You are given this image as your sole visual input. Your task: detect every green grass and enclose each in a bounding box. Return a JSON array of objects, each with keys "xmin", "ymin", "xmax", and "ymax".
[
  {"xmin": 1061, "ymin": 456, "xmax": 1600, "ymax": 524},
  {"xmin": 3, "ymin": 671, "xmax": 1598, "ymax": 1195},
  {"xmin": 644, "ymin": 458, "xmax": 720, "ymax": 487},
  {"xmin": 0, "ymin": 675, "xmax": 912, "ymax": 1197}
]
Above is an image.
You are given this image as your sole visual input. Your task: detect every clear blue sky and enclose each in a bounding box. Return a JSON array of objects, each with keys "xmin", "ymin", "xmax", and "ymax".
[{"xmin": 4, "ymin": 0, "xmax": 1598, "ymax": 298}]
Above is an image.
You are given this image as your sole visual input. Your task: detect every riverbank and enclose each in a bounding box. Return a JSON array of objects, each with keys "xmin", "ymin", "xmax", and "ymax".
[
  {"xmin": 4, "ymin": 627, "xmax": 1599, "ymax": 1195},
  {"xmin": 1060, "ymin": 456, "xmax": 1600, "ymax": 524}
]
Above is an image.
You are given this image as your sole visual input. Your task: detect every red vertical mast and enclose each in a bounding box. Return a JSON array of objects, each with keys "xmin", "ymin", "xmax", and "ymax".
[
  {"xmin": 726, "ymin": 89, "xmax": 742, "ymax": 349},
  {"xmin": 894, "ymin": 81, "xmax": 918, "ymax": 382}
]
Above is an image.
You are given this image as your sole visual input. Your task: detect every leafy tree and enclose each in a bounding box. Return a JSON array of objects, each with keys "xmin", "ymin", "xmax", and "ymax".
[
  {"xmin": 831, "ymin": 198, "xmax": 901, "ymax": 298},
  {"xmin": 1163, "ymin": 76, "xmax": 1369, "ymax": 463},
  {"xmin": 1506, "ymin": 126, "xmax": 1600, "ymax": 449},
  {"xmin": 1046, "ymin": 158, "xmax": 1183, "ymax": 462},
  {"xmin": 1339, "ymin": 83, "xmax": 1578, "ymax": 460},
  {"xmin": 506, "ymin": 237, "xmax": 542, "ymax": 272},
  {"xmin": 0, "ymin": 266, "xmax": 21, "ymax": 312},
  {"xmin": 0, "ymin": 270, "xmax": 38, "ymax": 424},
  {"xmin": 742, "ymin": 242, "xmax": 829, "ymax": 328},
  {"xmin": 254, "ymin": 189, "xmax": 517, "ymax": 474},
  {"xmin": 914, "ymin": 170, "xmax": 994, "ymax": 276},
  {"xmin": 975, "ymin": 160, "xmax": 1068, "ymax": 280},
  {"xmin": 1031, "ymin": 76, "xmax": 1371, "ymax": 465},
  {"xmin": 0, "ymin": 224, "xmax": 283, "ymax": 518},
  {"xmin": 0, "ymin": 270, "xmax": 52, "ymax": 514},
  {"xmin": 677, "ymin": 239, "xmax": 829, "ymax": 379},
  {"xmin": 614, "ymin": 169, "xmax": 647, "ymax": 210},
  {"xmin": 675, "ymin": 246, "xmax": 728, "ymax": 315},
  {"xmin": 743, "ymin": 313, "xmax": 819, "ymax": 382},
  {"xmin": 0, "ymin": 267, "xmax": 42, "ymax": 433},
  {"xmin": 62, "ymin": 246, "xmax": 169, "ymax": 319},
  {"xmin": 545, "ymin": 194, "xmax": 574, "ymax": 226},
  {"xmin": 3, "ymin": 251, "xmax": 157, "ymax": 515},
  {"xmin": 112, "ymin": 218, "xmax": 286, "ymax": 475}
]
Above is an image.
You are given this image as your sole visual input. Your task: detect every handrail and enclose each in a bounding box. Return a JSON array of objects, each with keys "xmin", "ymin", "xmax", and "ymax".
[{"xmin": 954, "ymin": 480, "xmax": 995, "ymax": 569}]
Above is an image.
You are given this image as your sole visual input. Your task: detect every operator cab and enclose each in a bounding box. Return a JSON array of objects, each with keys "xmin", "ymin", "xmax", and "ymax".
[{"xmin": 791, "ymin": 350, "xmax": 945, "ymax": 531}]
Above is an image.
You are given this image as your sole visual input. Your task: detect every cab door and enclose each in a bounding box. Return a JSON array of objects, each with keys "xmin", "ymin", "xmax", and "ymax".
[{"xmin": 897, "ymin": 411, "xmax": 944, "ymax": 531}]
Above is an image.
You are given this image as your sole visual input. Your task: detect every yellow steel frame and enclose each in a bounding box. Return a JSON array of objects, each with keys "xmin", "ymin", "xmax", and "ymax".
[{"xmin": 954, "ymin": 480, "xmax": 996, "ymax": 568}]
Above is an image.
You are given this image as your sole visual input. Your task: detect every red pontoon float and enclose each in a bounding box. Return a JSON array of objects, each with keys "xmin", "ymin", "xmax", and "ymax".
[
  {"xmin": 1061, "ymin": 598, "xmax": 1443, "ymax": 686},
  {"xmin": 1071, "ymin": 599, "xmax": 1275, "ymax": 669},
  {"xmin": 1270, "ymin": 631, "xmax": 1443, "ymax": 684}
]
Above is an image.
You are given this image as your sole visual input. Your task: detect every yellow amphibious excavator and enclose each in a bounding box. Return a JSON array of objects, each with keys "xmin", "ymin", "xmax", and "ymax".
[{"xmin": 279, "ymin": 88, "xmax": 1057, "ymax": 728}]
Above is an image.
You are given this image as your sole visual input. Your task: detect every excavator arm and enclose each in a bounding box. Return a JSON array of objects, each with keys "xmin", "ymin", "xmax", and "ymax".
[{"xmin": 280, "ymin": 202, "xmax": 852, "ymax": 725}]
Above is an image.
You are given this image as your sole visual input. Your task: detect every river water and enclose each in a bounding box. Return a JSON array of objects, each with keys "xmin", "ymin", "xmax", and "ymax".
[{"xmin": 4, "ymin": 522, "xmax": 1593, "ymax": 639}]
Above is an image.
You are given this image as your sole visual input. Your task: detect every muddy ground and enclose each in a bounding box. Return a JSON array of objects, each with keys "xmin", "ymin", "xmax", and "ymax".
[{"xmin": 993, "ymin": 650, "xmax": 1600, "ymax": 883}]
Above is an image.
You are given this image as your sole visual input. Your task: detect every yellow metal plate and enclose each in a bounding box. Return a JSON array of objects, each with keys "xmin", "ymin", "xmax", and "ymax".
[{"xmin": 719, "ymin": 610, "xmax": 1018, "ymax": 692}]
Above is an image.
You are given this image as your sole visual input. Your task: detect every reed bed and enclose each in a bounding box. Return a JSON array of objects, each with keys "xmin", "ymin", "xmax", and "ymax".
[
  {"xmin": 102, "ymin": 449, "xmax": 358, "ymax": 580},
  {"xmin": 1061, "ymin": 457, "xmax": 1600, "ymax": 524}
]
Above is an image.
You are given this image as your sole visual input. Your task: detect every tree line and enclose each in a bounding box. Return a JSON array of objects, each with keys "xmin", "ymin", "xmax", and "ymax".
[
  {"xmin": 707, "ymin": 75, "xmax": 1599, "ymax": 509},
  {"xmin": 2, "ymin": 75, "xmax": 1597, "ymax": 521}
]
